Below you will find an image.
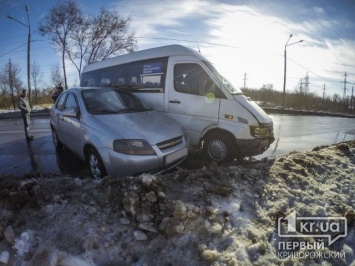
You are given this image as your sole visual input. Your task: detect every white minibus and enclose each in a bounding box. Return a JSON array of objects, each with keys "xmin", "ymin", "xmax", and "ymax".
[{"xmin": 81, "ymin": 45, "xmax": 274, "ymax": 162}]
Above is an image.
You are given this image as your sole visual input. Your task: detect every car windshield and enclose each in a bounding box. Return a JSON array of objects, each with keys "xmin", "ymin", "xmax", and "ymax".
[
  {"xmin": 82, "ymin": 89, "xmax": 149, "ymax": 114},
  {"xmin": 202, "ymin": 60, "xmax": 242, "ymax": 95}
]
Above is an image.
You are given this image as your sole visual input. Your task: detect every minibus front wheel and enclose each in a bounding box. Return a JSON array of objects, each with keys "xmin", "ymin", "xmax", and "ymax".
[{"xmin": 203, "ymin": 134, "xmax": 234, "ymax": 163}]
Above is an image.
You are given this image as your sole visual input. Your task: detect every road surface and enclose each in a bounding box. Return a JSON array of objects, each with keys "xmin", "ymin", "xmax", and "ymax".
[
  {"xmin": 0, "ymin": 115, "xmax": 355, "ymax": 177},
  {"xmin": 0, "ymin": 117, "xmax": 86, "ymax": 177},
  {"xmin": 256, "ymin": 114, "xmax": 355, "ymax": 158}
]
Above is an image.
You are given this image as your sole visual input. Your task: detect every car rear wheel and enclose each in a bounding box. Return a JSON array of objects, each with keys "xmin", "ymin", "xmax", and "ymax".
[
  {"xmin": 86, "ymin": 148, "xmax": 107, "ymax": 179},
  {"xmin": 203, "ymin": 134, "xmax": 234, "ymax": 163},
  {"xmin": 52, "ymin": 129, "xmax": 63, "ymax": 150}
]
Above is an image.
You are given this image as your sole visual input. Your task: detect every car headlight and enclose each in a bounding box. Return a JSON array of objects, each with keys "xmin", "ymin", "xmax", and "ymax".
[
  {"xmin": 250, "ymin": 125, "xmax": 272, "ymax": 138},
  {"xmin": 113, "ymin": 139, "xmax": 156, "ymax": 155}
]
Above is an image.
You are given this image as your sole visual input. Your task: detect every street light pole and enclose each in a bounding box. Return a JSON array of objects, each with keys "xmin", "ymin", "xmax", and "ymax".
[
  {"xmin": 282, "ymin": 34, "xmax": 303, "ymax": 107},
  {"xmin": 7, "ymin": 5, "xmax": 32, "ymax": 107},
  {"xmin": 351, "ymin": 84, "xmax": 354, "ymax": 110},
  {"xmin": 25, "ymin": 5, "xmax": 31, "ymax": 107}
]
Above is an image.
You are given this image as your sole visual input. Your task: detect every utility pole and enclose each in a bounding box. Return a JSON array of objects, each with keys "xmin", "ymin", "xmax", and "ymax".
[
  {"xmin": 323, "ymin": 84, "xmax": 326, "ymax": 100},
  {"xmin": 282, "ymin": 34, "xmax": 303, "ymax": 107},
  {"xmin": 350, "ymin": 84, "xmax": 355, "ymax": 110},
  {"xmin": 243, "ymin": 72, "xmax": 248, "ymax": 89},
  {"xmin": 341, "ymin": 71, "xmax": 350, "ymax": 102},
  {"xmin": 7, "ymin": 5, "xmax": 31, "ymax": 107},
  {"xmin": 299, "ymin": 78, "xmax": 304, "ymax": 93},
  {"xmin": 304, "ymin": 72, "xmax": 310, "ymax": 93}
]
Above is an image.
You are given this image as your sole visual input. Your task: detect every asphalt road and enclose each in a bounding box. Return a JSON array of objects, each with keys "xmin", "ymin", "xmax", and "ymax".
[
  {"xmin": 0, "ymin": 117, "xmax": 86, "ymax": 177},
  {"xmin": 257, "ymin": 114, "xmax": 355, "ymax": 158},
  {"xmin": 0, "ymin": 115, "xmax": 355, "ymax": 177}
]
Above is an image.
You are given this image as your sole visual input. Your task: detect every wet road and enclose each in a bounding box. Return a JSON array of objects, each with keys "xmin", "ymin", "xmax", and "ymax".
[
  {"xmin": 0, "ymin": 117, "xmax": 86, "ymax": 177},
  {"xmin": 257, "ymin": 115, "xmax": 355, "ymax": 159},
  {"xmin": 0, "ymin": 115, "xmax": 355, "ymax": 177}
]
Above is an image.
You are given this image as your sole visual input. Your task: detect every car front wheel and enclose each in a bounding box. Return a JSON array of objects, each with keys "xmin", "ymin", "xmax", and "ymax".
[
  {"xmin": 86, "ymin": 148, "xmax": 107, "ymax": 179},
  {"xmin": 203, "ymin": 134, "xmax": 234, "ymax": 163}
]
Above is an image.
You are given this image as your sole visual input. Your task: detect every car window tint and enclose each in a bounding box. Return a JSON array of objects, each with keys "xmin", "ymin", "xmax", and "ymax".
[
  {"xmin": 56, "ymin": 93, "xmax": 67, "ymax": 111},
  {"xmin": 64, "ymin": 94, "xmax": 79, "ymax": 112},
  {"xmin": 82, "ymin": 89, "xmax": 146, "ymax": 114},
  {"xmin": 80, "ymin": 58, "xmax": 168, "ymax": 93}
]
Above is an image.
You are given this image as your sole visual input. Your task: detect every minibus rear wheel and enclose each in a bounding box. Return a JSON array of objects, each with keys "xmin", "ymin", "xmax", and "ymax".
[{"xmin": 203, "ymin": 134, "xmax": 234, "ymax": 163}]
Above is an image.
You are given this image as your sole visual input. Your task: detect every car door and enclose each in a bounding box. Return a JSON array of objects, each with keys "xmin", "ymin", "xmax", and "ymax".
[
  {"xmin": 166, "ymin": 59, "xmax": 224, "ymax": 145},
  {"xmin": 52, "ymin": 92, "xmax": 67, "ymax": 142},
  {"xmin": 59, "ymin": 92, "xmax": 82, "ymax": 154}
]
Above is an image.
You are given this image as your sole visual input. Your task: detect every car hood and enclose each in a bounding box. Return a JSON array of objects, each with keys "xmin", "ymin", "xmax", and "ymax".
[
  {"xmin": 233, "ymin": 94, "xmax": 272, "ymax": 124},
  {"xmin": 93, "ymin": 111, "xmax": 182, "ymax": 145}
]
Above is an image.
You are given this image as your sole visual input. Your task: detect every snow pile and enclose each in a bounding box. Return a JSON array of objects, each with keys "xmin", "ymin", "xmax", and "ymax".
[
  {"xmin": 0, "ymin": 106, "xmax": 46, "ymax": 114},
  {"xmin": 0, "ymin": 109, "xmax": 19, "ymax": 114},
  {"xmin": 0, "ymin": 141, "xmax": 354, "ymax": 265}
]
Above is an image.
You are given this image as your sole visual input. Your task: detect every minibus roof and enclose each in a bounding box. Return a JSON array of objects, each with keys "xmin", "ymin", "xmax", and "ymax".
[{"xmin": 82, "ymin": 45, "xmax": 207, "ymax": 73}]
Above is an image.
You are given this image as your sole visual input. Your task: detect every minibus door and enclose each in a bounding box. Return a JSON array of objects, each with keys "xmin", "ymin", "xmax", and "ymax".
[{"xmin": 166, "ymin": 61, "xmax": 221, "ymax": 145}]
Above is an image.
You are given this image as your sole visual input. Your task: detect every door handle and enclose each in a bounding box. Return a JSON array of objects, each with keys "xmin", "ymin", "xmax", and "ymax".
[{"xmin": 169, "ymin": 100, "xmax": 181, "ymax": 104}]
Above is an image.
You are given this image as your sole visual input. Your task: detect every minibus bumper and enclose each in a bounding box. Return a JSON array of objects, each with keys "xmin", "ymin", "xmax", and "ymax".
[{"xmin": 235, "ymin": 137, "xmax": 275, "ymax": 157}]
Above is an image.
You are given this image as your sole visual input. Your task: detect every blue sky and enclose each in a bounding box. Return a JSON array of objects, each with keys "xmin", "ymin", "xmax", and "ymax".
[{"xmin": 1, "ymin": 0, "xmax": 355, "ymax": 99}]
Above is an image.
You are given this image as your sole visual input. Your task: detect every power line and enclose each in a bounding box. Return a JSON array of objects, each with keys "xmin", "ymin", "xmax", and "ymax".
[
  {"xmin": 0, "ymin": 35, "xmax": 352, "ymax": 96},
  {"xmin": 0, "ymin": 34, "xmax": 28, "ymax": 42},
  {"xmin": 0, "ymin": 43, "xmax": 27, "ymax": 59},
  {"xmin": 287, "ymin": 56, "xmax": 346, "ymax": 89},
  {"xmin": 135, "ymin": 36, "xmax": 240, "ymax": 49},
  {"xmin": 140, "ymin": 37, "xmax": 352, "ymax": 93}
]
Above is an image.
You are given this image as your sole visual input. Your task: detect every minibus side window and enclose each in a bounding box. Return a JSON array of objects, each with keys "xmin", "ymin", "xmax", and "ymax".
[
  {"xmin": 174, "ymin": 63, "xmax": 225, "ymax": 98},
  {"xmin": 81, "ymin": 57, "xmax": 168, "ymax": 92}
]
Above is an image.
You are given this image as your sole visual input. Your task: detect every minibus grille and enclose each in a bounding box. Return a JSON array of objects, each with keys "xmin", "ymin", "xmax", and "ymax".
[{"xmin": 157, "ymin": 136, "xmax": 183, "ymax": 150}]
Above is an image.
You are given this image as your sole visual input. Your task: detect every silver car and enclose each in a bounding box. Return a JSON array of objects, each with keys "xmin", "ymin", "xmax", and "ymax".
[{"xmin": 50, "ymin": 87, "xmax": 188, "ymax": 178}]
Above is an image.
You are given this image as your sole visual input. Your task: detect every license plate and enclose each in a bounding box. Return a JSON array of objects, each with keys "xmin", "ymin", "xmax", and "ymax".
[{"xmin": 164, "ymin": 148, "xmax": 188, "ymax": 165}]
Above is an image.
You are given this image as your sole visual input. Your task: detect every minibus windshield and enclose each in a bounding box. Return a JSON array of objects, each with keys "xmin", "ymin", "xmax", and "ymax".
[{"xmin": 202, "ymin": 61, "xmax": 243, "ymax": 95}]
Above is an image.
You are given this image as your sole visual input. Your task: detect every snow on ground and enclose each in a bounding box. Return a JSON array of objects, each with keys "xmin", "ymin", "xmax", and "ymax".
[
  {"xmin": 0, "ymin": 106, "xmax": 46, "ymax": 114},
  {"xmin": 0, "ymin": 141, "xmax": 354, "ymax": 265}
]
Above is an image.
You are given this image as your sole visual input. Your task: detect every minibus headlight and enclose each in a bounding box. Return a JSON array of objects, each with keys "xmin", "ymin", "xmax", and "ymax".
[
  {"xmin": 113, "ymin": 139, "xmax": 156, "ymax": 155},
  {"xmin": 250, "ymin": 126, "xmax": 272, "ymax": 138}
]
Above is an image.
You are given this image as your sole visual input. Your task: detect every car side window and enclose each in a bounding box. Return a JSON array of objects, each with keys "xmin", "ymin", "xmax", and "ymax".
[
  {"xmin": 56, "ymin": 93, "xmax": 67, "ymax": 111},
  {"xmin": 64, "ymin": 93, "xmax": 79, "ymax": 113},
  {"xmin": 174, "ymin": 63, "xmax": 224, "ymax": 98}
]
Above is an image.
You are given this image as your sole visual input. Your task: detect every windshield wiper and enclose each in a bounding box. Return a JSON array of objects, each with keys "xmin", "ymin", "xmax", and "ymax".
[
  {"xmin": 91, "ymin": 109, "xmax": 118, "ymax": 114},
  {"xmin": 118, "ymin": 107, "xmax": 146, "ymax": 113}
]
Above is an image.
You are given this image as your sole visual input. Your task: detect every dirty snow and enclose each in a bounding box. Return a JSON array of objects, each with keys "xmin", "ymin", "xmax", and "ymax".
[
  {"xmin": 0, "ymin": 141, "xmax": 354, "ymax": 265},
  {"xmin": 0, "ymin": 106, "xmax": 46, "ymax": 114}
]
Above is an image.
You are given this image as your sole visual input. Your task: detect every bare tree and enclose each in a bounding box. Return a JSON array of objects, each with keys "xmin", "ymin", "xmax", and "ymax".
[
  {"xmin": 31, "ymin": 61, "xmax": 44, "ymax": 104},
  {"xmin": 0, "ymin": 59, "xmax": 23, "ymax": 109},
  {"xmin": 38, "ymin": 0, "xmax": 82, "ymax": 90},
  {"xmin": 65, "ymin": 15, "xmax": 90, "ymax": 79},
  {"xmin": 0, "ymin": 82, "xmax": 9, "ymax": 109},
  {"xmin": 333, "ymin": 94, "xmax": 340, "ymax": 103},
  {"xmin": 50, "ymin": 64, "xmax": 64, "ymax": 88},
  {"xmin": 67, "ymin": 9, "xmax": 136, "ymax": 79}
]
